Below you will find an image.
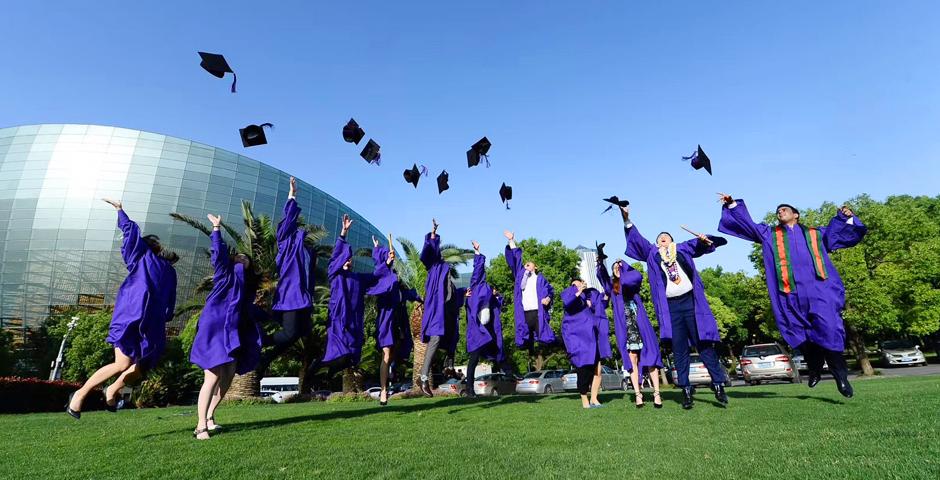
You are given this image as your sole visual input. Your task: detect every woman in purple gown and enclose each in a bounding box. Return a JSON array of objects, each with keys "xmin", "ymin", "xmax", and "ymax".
[
  {"xmin": 596, "ymin": 259, "xmax": 663, "ymax": 408},
  {"xmin": 463, "ymin": 241, "xmax": 508, "ymax": 397},
  {"xmin": 67, "ymin": 199, "xmax": 178, "ymax": 419},
  {"xmin": 561, "ymin": 279, "xmax": 610, "ymax": 409},
  {"xmin": 190, "ymin": 213, "xmax": 262, "ymax": 439}
]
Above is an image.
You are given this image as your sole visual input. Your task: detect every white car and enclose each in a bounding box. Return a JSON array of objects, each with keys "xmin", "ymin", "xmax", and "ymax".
[
  {"xmin": 260, "ymin": 376, "xmax": 300, "ymax": 404},
  {"xmin": 561, "ymin": 365, "xmax": 625, "ymax": 392},
  {"xmin": 365, "ymin": 387, "xmax": 383, "ymax": 400},
  {"xmin": 879, "ymin": 340, "xmax": 929, "ymax": 367}
]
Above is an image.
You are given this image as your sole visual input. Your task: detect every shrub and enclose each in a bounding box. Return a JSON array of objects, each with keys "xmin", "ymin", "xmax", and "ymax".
[
  {"xmin": 325, "ymin": 392, "xmax": 374, "ymax": 403},
  {"xmin": 134, "ymin": 338, "xmax": 201, "ymax": 408},
  {"xmin": 0, "ymin": 376, "xmax": 105, "ymax": 414}
]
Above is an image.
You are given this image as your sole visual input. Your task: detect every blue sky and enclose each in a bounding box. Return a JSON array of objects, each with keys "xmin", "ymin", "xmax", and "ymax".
[{"xmin": 3, "ymin": 1, "xmax": 939, "ymax": 273}]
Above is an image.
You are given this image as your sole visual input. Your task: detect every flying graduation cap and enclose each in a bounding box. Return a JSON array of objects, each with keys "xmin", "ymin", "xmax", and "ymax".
[
  {"xmin": 403, "ymin": 164, "xmax": 428, "ymax": 188},
  {"xmin": 239, "ymin": 123, "xmax": 273, "ymax": 147},
  {"xmin": 437, "ymin": 170, "xmax": 449, "ymax": 194},
  {"xmin": 682, "ymin": 144, "xmax": 712, "ymax": 175},
  {"xmin": 467, "ymin": 137, "xmax": 492, "ymax": 168},
  {"xmin": 360, "ymin": 139, "xmax": 381, "ymax": 165},
  {"xmin": 601, "ymin": 196, "xmax": 630, "ymax": 214},
  {"xmin": 499, "ymin": 182, "xmax": 512, "ymax": 210},
  {"xmin": 342, "ymin": 118, "xmax": 365, "ymax": 144},
  {"xmin": 595, "ymin": 241, "xmax": 608, "ymax": 263},
  {"xmin": 198, "ymin": 52, "xmax": 237, "ymax": 93}
]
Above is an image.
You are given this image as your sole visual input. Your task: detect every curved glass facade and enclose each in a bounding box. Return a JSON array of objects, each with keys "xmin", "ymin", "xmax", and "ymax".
[{"xmin": 0, "ymin": 124, "xmax": 384, "ymax": 334}]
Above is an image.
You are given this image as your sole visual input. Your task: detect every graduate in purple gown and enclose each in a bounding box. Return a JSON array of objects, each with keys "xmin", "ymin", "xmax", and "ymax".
[
  {"xmin": 561, "ymin": 279, "xmax": 610, "ymax": 409},
  {"xmin": 718, "ymin": 194, "xmax": 867, "ymax": 398},
  {"xmin": 258, "ymin": 177, "xmax": 316, "ymax": 375},
  {"xmin": 309, "ymin": 214, "xmax": 376, "ymax": 381},
  {"xmin": 191, "ymin": 214, "xmax": 262, "ymax": 439},
  {"xmin": 619, "ymin": 205, "xmax": 729, "ymax": 409},
  {"xmin": 463, "ymin": 241, "xmax": 508, "ymax": 397},
  {"xmin": 366, "ymin": 236, "xmax": 421, "ymax": 405},
  {"xmin": 597, "ymin": 259, "xmax": 664, "ymax": 408},
  {"xmin": 503, "ymin": 230, "xmax": 556, "ymax": 366},
  {"xmin": 417, "ymin": 218, "xmax": 458, "ymax": 397},
  {"xmin": 67, "ymin": 199, "xmax": 178, "ymax": 419}
]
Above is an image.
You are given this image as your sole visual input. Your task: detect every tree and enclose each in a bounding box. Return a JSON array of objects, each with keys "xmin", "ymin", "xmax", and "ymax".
[
  {"xmin": 0, "ymin": 329, "xmax": 14, "ymax": 376},
  {"xmin": 485, "ymin": 239, "xmax": 581, "ymax": 372},
  {"xmin": 45, "ymin": 308, "xmax": 114, "ymax": 382}
]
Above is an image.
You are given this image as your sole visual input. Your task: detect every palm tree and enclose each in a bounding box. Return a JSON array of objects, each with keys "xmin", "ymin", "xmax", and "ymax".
[
  {"xmin": 170, "ymin": 201, "xmax": 329, "ymax": 398},
  {"xmin": 393, "ymin": 236, "xmax": 474, "ymax": 390}
]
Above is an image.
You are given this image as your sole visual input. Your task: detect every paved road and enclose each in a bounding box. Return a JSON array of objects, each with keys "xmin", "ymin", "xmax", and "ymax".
[{"xmin": 728, "ymin": 362, "xmax": 940, "ymax": 387}]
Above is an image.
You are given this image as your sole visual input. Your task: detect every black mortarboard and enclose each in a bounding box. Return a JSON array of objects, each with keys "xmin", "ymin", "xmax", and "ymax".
[
  {"xmin": 595, "ymin": 241, "xmax": 608, "ymax": 263},
  {"xmin": 682, "ymin": 144, "xmax": 712, "ymax": 175},
  {"xmin": 239, "ymin": 123, "xmax": 273, "ymax": 147},
  {"xmin": 403, "ymin": 163, "xmax": 428, "ymax": 188},
  {"xmin": 343, "ymin": 118, "xmax": 365, "ymax": 144},
  {"xmin": 198, "ymin": 52, "xmax": 237, "ymax": 93},
  {"xmin": 466, "ymin": 137, "xmax": 492, "ymax": 168},
  {"xmin": 499, "ymin": 182, "xmax": 512, "ymax": 210},
  {"xmin": 360, "ymin": 139, "xmax": 381, "ymax": 165},
  {"xmin": 437, "ymin": 170, "xmax": 449, "ymax": 194},
  {"xmin": 601, "ymin": 196, "xmax": 630, "ymax": 214}
]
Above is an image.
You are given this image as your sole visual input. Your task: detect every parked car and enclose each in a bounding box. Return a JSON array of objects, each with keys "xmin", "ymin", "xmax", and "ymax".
[
  {"xmin": 878, "ymin": 339, "xmax": 928, "ymax": 367},
  {"xmin": 435, "ymin": 378, "xmax": 469, "ymax": 396},
  {"xmin": 365, "ymin": 387, "xmax": 383, "ymax": 400},
  {"xmin": 667, "ymin": 355, "xmax": 734, "ymax": 386},
  {"xmin": 561, "ymin": 366, "xmax": 625, "ymax": 392},
  {"xmin": 516, "ymin": 370, "xmax": 566, "ymax": 394},
  {"xmin": 739, "ymin": 343, "xmax": 798, "ymax": 384},
  {"xmin": 390, "ymin": 382, "xmax": 412, "ymax": 393},
  {"xmin": 791, "ymin": 349, "xmax": 828, "ymax": 372},
  {"xmin": 473, "ymin": 373, "xmax": 518, "ymax": 396},
  {"xmin": 260, "ymin": 376, "xmax": 300, "ymax": 403}
]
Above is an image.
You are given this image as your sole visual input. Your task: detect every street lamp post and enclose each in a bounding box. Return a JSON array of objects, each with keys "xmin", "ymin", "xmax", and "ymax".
[{"xmin": 49, "ymin": 316, "xmax": 79, "ymax": 381}]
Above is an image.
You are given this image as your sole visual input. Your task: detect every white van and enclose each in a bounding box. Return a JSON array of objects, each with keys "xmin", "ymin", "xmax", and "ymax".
[{"xmin": 260, "ymin": 376, "xmax": 300, "ymax": 403}]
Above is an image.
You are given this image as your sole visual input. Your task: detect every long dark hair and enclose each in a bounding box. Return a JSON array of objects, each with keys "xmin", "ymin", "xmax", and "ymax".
[{"xmin": 611, "ymin": 261, "xmax": 622, "ymax": 296}]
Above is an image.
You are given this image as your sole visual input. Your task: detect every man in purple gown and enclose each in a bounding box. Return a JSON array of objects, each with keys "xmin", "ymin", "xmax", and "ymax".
[
  {"xmin": 620, "ymin": 205, "xmax": 729, "ymax": 409},
  {"xmin": 503, "ymin": 230, "xmax": 556, "ymax": 368},
  {"xmin": 718, "ymin": 194, "xmax": 867, "ymax": 397},
  {"xmin": 258, "ymin": 177, "xmax": 316, "ymax": 375},
  {"xmin": 463, "ymin": 241, "xmax": 509, "ymax": 397},
  {"xmin": 417, "ymin": 218, "xmax": 458, "ymax": 397},
  {"xmin": 67, "ymin": 199, "xmax": 177, "ymax": 418}
]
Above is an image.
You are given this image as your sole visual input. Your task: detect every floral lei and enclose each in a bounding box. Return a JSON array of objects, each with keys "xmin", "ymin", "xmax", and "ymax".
[{"xmin": 659, "ymin": 243, "xmax": 682, "ymax": 285}]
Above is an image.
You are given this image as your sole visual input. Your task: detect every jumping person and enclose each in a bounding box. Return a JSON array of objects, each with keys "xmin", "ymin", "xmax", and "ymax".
[{"xmin": 504, "ymin": 230, "xmax": 556, "ymax": 368}]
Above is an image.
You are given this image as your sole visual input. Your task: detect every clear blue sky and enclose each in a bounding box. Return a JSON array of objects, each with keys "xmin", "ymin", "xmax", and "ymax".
[{"xmin": 3, "ymin": 1, "xmax": 939, "ymax": 273}]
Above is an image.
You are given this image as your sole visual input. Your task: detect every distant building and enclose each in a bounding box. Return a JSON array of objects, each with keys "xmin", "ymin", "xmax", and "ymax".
[{"xmin": 575, "ymin": 245, "xmax": 605, "ymax": 292}]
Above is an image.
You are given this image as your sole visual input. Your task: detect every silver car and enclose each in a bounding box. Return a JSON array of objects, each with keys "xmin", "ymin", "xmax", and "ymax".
[
  {"xmin": 473, "ymin": 373, "xmax": 518, "ymax": 396},
  {"xmin": 561, "ymin": 365, "xmax": 625, "ymax": 392},
  {"xmin": 879, "ymin": 339, "xmax": 928, "ymax": 367},
  {"xmin": 791, "ymin": 349, "xmax": 828, "ymax": 372},
  {"xmin": 740, "ymin": 343, "xmax": 798, "ymax": 384},
  {"xmin": 668, "ymin": 354, "xmax": 729, "ymax": 386},
  {"xmin": 515, "ymin": 370, "xmax": 566, "ymax": 394}
]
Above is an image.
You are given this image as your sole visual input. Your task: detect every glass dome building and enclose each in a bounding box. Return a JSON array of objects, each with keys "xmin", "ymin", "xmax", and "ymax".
[{"xmin": 0, "ymin": 124, "xmax": 384, "ymax": 336}]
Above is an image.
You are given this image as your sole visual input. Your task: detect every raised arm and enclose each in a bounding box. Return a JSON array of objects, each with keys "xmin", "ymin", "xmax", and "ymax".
[
  {"xmin": 595, "ymin": 263, "xmax": 613, "ymax": 293},
  {"xmin": 420, "ymin": 232, "xmax": 442, "ymax": 269},
  {"xmin": 620, "ymin": 263, "xmax": 644, "ymax": 293},
  {"xmin": 328, "ymin": 236, "xmax": 352, "ymax": 279},
  {"xmin": 823, "ymin": 206, "xmax": 868, "ymax": 252},
  {"xmin": 619, "ymin": 205, "xmax": 653, "ymax": 261},
  {"xmin": 561, "ymin": 285, "xmax": 586, "ymax": 311},
  {"xmin": 276, "ymin": 177, "xmax": 301, "ymax": 242},
  {"xmin": 678, "ymin": 234, "xmax": 726, "ymax": 259},
  {"xmin": 108, "ymin": 200, "xmax": 149, "ymax": 268},
  {"xmin": 208, "ymin": 214, "xmax": 230, "ymax": 279},
  {"xmin": 366, "ymin": 245, "xmax": 397, "ymax": 296},
  {"xmin": 470, "ymin": 241, "xmax": 486, "ymax": 287},
  {"xmin": 717, "ymin": 196, "xmax": 770, "ymax": 243}
]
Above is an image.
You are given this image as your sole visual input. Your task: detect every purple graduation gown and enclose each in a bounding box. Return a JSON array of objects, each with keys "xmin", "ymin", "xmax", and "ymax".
[
  {"xmin": 560, "ymin": 286, "xmax": 611, "ymax": 367},
  {"xmin": 272, "ymin": 198, "xmax": 315, "ymax": 312},
  {"xmin": 719, "ymin": 200, "xmax": 867, "ymax": 352},
  {"xmin": 504, "ymin": 245, "xmax": 557, "ymax": 346},
  {"xmin": 596, "ymin": 263, "xmax": 663, "ymax": 371},
  {"xmin": 625, "ymin": 224, "xmax": 722, "ymax": 345},
  {"xmin": 106, "ymin": 210, "xmax": 177, "ymax": 369},
  {"xmin": 464, "ymin": 254, "xmax": 506, "ymax": 362},
  {"xmin": 322, "ymin": 236, "xmax": 375, "ymax": 365},
  {"xmin": 420, "ymin": 233, "xmax": 452, "ymax": 342},
  {"xmin": 190, "ymin": 231, "xmax": 263, "ymax": 373},
  {"xmin": 366, "ymin": 246, "xmax": 417, "ymax": 361}
]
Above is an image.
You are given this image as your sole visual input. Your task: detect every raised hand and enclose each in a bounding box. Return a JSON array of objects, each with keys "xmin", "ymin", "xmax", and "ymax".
[
  {"xmin": 289, "ymin": 176, "xmax": 297, "ymax": 197},
  {"xmin": 341, "ymin": 214, "xmax": 352, "ymax": 237},
  {"xmin": 372, "ymin": 235, "xmax": 379, "ymax": 248},
  {"xmin": 620, "ymin": 205, "xmax": 630, "ymax": 222},
  {"xmin": 207, "ymin": 214, "xmax": 222, "ymax": 228},
  {"xmin": 503, "ymin": 230, "xmax": 514, "ymax": 241},
  {"xmin": 541, "ymin": 296, "xmax": 551, "ymax": 306},
  {"xmin": 697, "ymin": 233, "xmax": 714, "ymax": 246},
  {"xmin": 102, "ymin": 198, "xmax": 123, "ymax": 210},
  {"xmin": 471, "ymin": 240, "xmax": 480, "ymax": 253},
  {"xmin": 387, "ymin": 250, "xmax": 396, "ymax": 265},
  {"xmin": 432, "ymin": 218, "xmax": 439, "ymax": 232}
]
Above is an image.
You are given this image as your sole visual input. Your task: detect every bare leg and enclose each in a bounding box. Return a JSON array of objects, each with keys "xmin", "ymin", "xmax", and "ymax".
[
  {"xmin": 379, "ymin": 347, "xmax": 392, "ymax": 403},
  {"xmin": 105, "ymin": 364, "xmax": 142, "ymax": 406},
  {"xmin": 196, "ymin": 367, "xmax": 221, "ymax": 440},
  {"xmin": 649, "ymin": 366, "xmax": 662, "ymax": 406},
  {"xmin": 70, "ymin": 348, "xmax": 132, "ymax": 412},
  {"xmin": 207, "ymin": 362, "xmax": 236, "ymax": 428},
  {"xmin": 590, "ymin": 362, "xmax": 602, "ymax": 405},
  {"xmin": 629, "ymin": 351, "xmax": 643, "ymax": 406}
]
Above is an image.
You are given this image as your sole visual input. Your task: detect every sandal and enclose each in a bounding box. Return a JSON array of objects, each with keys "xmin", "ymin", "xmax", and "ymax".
[
  {"xmin": 103, "ymin": 386, "xmax": 118, "ymax": 413},
  {"xmin": 193, "ymin": 427, "xmax": 210, "ymax": 440},
  {"xmin": 635, "ymin": 392, "xmax": 645, "ymax": 409},
  {"xmin": 207, "ymin": 417, "xmax": 222, "ymax": 432},
  {"xmin": 65, "ymin": 392, "xmax": 81, "ymax": 420},
  {"xmin": 653, "ymin": 390, "xmax": 663, "ymax": 409}
]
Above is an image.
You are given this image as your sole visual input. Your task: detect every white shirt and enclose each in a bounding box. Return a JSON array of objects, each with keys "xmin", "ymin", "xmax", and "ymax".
[
  {"xmin": 521, "ymin": 271, "xmax": 540, "ymax": 311},
  {"xmin": 661, "ymin": 260, "xmax": 693, "ymax": 298}
]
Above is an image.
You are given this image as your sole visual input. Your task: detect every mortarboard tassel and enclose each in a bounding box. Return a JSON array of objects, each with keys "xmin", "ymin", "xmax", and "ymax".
[{"xmin": 231, "ymin": 73, "xmax": 237, "ymax": 93}]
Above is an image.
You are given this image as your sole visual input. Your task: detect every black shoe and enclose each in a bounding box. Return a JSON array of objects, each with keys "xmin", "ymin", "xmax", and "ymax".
[
  {"xmin": 103, "ymin": 387, "xmax": 118, "ymax": 413},
  {"xmin": 681, "ymin": 387, "xmax": 694, "ymax": 410},
  {"xmin": 836, "ymin": 378, "xmax": 854, "ymax": 398},
  {"xmin": 713, "ymin": 383, "xmax": 729, "ymax": 407},
  {"xmin": 421, "ymin": 380, "xmax": 433, "ymax": 398},
  {"xmin": 65, "ymin": 392, "xmax": 81, "ymax": 420},
  {"xmin": 807, "ymin": 373, "xmax": 822, "ymax": 388}
]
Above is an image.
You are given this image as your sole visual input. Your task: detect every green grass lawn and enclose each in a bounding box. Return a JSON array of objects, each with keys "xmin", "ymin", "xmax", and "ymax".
[{"xmin": 1, "ymin": 376, "xmax": 937, "ymax": 480}]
